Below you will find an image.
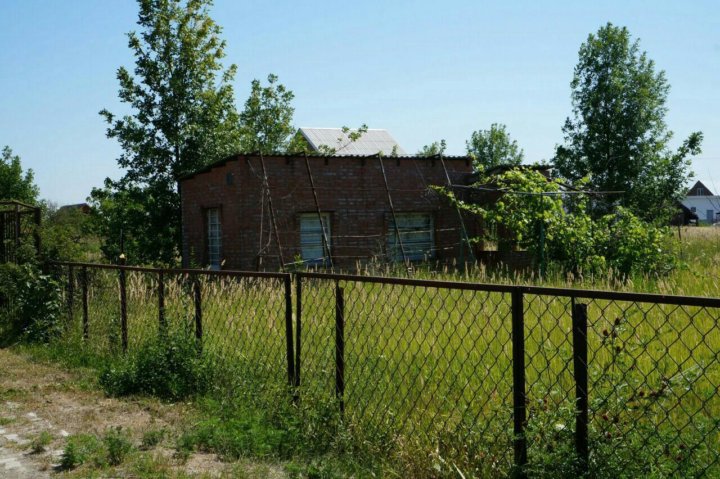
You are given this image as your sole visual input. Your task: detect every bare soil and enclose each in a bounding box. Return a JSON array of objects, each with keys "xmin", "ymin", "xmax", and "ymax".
[{"xmin": 0, "ymin": 348, "xmax": 286, "ymax": 478}]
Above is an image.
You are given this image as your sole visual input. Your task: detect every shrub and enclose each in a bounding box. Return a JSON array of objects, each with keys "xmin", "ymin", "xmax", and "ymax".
[
  {"xmin": 60, "ymin": 429, "xmax": 135, "ymax": 470},
  {"xmin": 103, "ymin": 427, "xmax": 134, "ymax": 466},
  {"xmin": 99, "ymin": 331, "xmax": 212, "ymax": 400},
  {"xmin": 60, "ymin": 434, "xmax": 103, "ymax": 470},
  {"xmin": 0, "ymin": 263, "xmax": 62, "ymax": 342},
  {"xmin": 598, "ymin": 207, "xmax": 678, "ymax": 277}
]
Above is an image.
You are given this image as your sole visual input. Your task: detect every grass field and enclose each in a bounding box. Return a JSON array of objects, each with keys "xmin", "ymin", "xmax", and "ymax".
[{"xmin": 43, "ymin": 226, "xmax": 720, "ymax": 477}]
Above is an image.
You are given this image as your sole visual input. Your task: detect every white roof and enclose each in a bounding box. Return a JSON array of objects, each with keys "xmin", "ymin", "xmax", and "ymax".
[{"xmin": 298, "ymin": 128, "xmax": 406, "ymax": 156}]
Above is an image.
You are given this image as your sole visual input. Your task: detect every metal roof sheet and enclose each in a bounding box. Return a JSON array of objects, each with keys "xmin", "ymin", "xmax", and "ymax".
[{"xmin": 298, "ymin": 128, "xmax": 406, "ymax": 156}]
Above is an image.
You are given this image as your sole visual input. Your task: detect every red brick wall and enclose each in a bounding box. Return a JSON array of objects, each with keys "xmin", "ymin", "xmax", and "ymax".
[{"xmin": 180, "ymin": 154, "xmax": 475, "ymax": 270}]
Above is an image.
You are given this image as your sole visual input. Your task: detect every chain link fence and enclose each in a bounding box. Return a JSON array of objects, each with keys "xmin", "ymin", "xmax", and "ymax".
[{"xmin": 50, "ymin": 263, "xmax": 720, "ymax": 477}]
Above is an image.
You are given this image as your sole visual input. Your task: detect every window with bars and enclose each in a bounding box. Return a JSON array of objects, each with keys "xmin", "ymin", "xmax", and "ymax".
[
  {"xmin": 387, "ymin": 213, "xmax": 435, "ymax": 261},
  {"xmin": 206, "ymin": 208, "xmax": 222, "ymax": 270},
  {"xmin": 300, "ymin": 213, "xmax": 331, "ymax": 265}
]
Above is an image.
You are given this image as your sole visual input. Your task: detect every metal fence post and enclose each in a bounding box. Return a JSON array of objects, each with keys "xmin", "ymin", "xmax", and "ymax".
[
  {"xmin": 572, "ymin": 301, "xmax": 589, "ymax": 473},
  {"xmin": 158, "ymin": 272, "xmax": 166, "ymax": 334},
  {"xmin": 193, "ymin": 276, "xmax": 203, "ymax": 353},
  {"xmin": 81, "ymin": 266, "xmax": 89, "ymax": 340},
  {"xmin": 284, "ymin": 275, "xmax": 295, "ymax": 391},
  {"xmin": 67, "ymin": 265, "xmax": 74, "ymax": 320},
  {"xmin": 295, "ymin": 275, "xmax": 302, "ymax": 392},
  {"xmin": 511, "ymin": 288, "xmax": 528, "ymax": 478},
  {"xmin": 335, "ymin": 282, "xmax": 345, "ymax": 414},
  {"xmin": 119, "ymin": 267, "xmax": 128, "ymax": 354}
]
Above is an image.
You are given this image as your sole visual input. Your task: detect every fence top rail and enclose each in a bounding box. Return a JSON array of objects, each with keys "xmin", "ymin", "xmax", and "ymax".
[
  {"xmin": 296, "ymin": 271, "xmax": 720, "ymax": 308},
  {"xmin": 50, "ymin": 261, "xmax": 290, "ymax": 280}
]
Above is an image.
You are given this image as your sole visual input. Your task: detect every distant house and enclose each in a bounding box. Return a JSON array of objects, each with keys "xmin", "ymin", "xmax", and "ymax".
[
  {"xmin": 295, "ymin": 128, "xmax": 407, "ymax": 156},
  {"xmin": 681, "ymin": 181, "xmax": 720, "ymax": 224},
  {"xmin": 57, "ymin": 203, "xmax": 91, "ymax": 215}
]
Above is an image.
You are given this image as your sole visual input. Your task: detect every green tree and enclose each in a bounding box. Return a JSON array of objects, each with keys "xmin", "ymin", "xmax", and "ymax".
[
  {"xmin": 239, "ymin": 74, "xmax": 296, "ymax": 154},
  {"xmin": 417, "ymin": 140, "xmax": 447, "ymax": 157},
  {"xmin": 554, "ymin": 23, "xmax": 702, "ymax": 220},
  {"xmin": 466, "ymin": 124, "xmax": 524, "ymax": 171},
  {"xmin": 93, "ymin": 0, "xmax": 241, "ymax": 264},
  {"xmin": 41, "ymin": 203, "xmax": 100, "ymax": 263},
  {"xmin": 0, "ymin": 146, "xmax": 38, "ymax": 203}
]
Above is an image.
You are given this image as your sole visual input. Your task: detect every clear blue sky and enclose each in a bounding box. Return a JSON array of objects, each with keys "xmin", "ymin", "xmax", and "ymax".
[{"xmin": 1, "ymin": 0, "xmax": 718, "ymax": 205}]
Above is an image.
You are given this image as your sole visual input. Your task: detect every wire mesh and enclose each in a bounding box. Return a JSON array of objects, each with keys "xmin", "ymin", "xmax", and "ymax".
[{"xmin": 48, "ymin": 263, "xmax": 720, "ymax": 477}]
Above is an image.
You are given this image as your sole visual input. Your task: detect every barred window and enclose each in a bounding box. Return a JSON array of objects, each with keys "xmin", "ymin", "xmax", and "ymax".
[
  {"xmin": 207, "ymin": 208, "xmax": 222, "ymax": 270},
  {"xmin": 300, "ymin": 213, "xmax": 331, "ymax": 265},
  {"xmin": 387, "ymin": 213, "xmax": 434, "ymax": 261}
]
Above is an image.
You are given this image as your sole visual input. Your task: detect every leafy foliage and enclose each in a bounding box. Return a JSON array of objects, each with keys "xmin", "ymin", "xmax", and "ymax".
[
  {"xmin": 93, "ymin": 0, "xmax": 242, "ymax": 264},
  {"xmin": 60, "ymin": 434, "xmax": 103, "ymax": 470},
  {"xmin": 436, "ymin": 168, "xmax": 677, "ymax": 277},
  {"xmin": 239, "ymin": 74, "xmax": 297, "ymax": 154},
  {"xmin": 466, "ymin": 123, "xmax": 524, "ymax": 171},
  {"xmin": 60, "ymin": 429, "xmax": 134, "ymax": 470},
  {"xmin": 103, "ymin": 427, "xmax": 135, "ymax": 466},
  {"xmin": 417, "ymin": 139, "xmax": 447, "ymax": 157},
  {"xmin": 41, "ymin": 203, "xmax": 100, "ymax": 262},
  {"xmin": 0, "ymin": 146, "xmax": 38, "ymax": 203},
  {"xmin": 99, "ymin": 331, "xmax": 212, "ymax": 400},
  {"xmin": 89, "ymin": 182, "xmax": 168, "ymax": 264},
  {"xmin": 0, "ymin": 263, "xmax": 62, "ymax": 343},
  {"xmin": 554, "ymin": 23, "xmax": 702, "ymax": 220}
]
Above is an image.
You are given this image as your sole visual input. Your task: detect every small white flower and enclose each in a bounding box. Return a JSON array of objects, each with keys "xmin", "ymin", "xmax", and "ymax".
[{"xmin": 554, "ymin": 423, "xmax": 566, "ymax": 431}]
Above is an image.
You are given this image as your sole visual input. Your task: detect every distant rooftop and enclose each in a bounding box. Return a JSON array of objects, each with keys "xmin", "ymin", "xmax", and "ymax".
[{"xmin": 297, "ymin": 128, "xmax": 406, "ymax": 156}]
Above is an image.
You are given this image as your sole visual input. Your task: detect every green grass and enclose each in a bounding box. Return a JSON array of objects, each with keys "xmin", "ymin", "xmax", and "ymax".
[{"xmin": 30, "ymin": 227, "xmax": 720, "ymax": 476}]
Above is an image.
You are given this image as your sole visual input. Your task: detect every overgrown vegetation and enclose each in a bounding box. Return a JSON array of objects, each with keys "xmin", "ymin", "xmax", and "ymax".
[
  {"xmin": 0, "ymin": 262, "xmax": 62, "ymax": 343},
  {"xmin": 8, "ymin": 228, "xmax": 712, "ymax": 478},
  {"xmin": 60, "ymin": 428, "xmax": 135, "ymax": 470},
  {"xmin": 99, "ymin": 331, "xmax": 213, "ymax": 400},
  {"xmin": 437, "ymin": 168, "xmax": 678, "ymax": 278}
]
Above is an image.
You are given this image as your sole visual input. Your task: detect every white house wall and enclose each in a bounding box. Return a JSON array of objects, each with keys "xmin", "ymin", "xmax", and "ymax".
[{"xmin": 682, "ymin": 196, "xmax": 720, "ymax": 223}]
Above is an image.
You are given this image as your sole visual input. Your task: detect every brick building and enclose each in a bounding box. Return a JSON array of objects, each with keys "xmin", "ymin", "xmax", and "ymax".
[{"xmin": 179, "ymin": 153, "xmax": 476, "ymax": 270}]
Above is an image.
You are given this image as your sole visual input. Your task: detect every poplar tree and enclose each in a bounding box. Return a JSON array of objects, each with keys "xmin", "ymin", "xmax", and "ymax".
[
  {"xmin": 555, "ymin": 23, "xmax": 702, "ymax": 220},
  {"xmin": 93, "ymin": 0, "xmax": 241, "ymax": 264}
]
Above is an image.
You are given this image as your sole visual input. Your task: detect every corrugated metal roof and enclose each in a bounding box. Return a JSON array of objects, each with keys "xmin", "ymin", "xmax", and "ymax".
[{"xmin": 298, "ymin": 128, "xmax": 406, "ymax": 156}]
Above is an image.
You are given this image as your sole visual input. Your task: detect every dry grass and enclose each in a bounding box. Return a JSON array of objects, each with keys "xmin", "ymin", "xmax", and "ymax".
[{"xmin": 0, "ymin": 348, "xmax": 287, "ymax": 478}]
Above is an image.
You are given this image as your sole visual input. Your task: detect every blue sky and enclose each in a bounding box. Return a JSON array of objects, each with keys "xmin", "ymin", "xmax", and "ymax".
[{"xmin": 1, "ymin": 0, "xmax": 718, "ymax": 204}]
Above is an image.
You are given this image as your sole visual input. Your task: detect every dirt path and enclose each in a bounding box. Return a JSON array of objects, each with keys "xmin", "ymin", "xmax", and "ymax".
[{"xmin": 0, "ymin": 348, "xmax": 285, "ymax": 478}]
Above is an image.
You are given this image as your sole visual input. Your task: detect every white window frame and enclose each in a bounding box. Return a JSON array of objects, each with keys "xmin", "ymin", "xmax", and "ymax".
[
  {"xmin": 300, "ymin": 213, "xmax": 331, "ymax": 266},
  {"xmin": 387, "ymin": 213, "xmax": 435, "ymax": 262},
  {"xmin": 206, "ymin": 208, "xmax": 222, "ymax": 270}
]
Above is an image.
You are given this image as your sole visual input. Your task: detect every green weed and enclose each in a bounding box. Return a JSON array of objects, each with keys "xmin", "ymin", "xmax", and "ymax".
[
  {"xmin": 29, "ymin": 430, "xmax": 52, "ymax": 454},
  {"xmin": 60, "ymin": 434, "xmax": 103, "ymax": 470},
  {"xmin": 99, "ymin": 331, "xmax": 212, "ymax": 400},
  {"xmin": 103, "ymin": 426, "xmax": 134, "ymax": 466},
  {"xmin": 141, "ymin": 427, "xmax": 166, "ymax": 450}
]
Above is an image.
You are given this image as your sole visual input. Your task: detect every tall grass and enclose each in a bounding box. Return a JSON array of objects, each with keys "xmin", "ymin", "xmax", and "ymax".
[{"xmin": 48, "ymin": 227, "xmax": 720, "ymax": 477}]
